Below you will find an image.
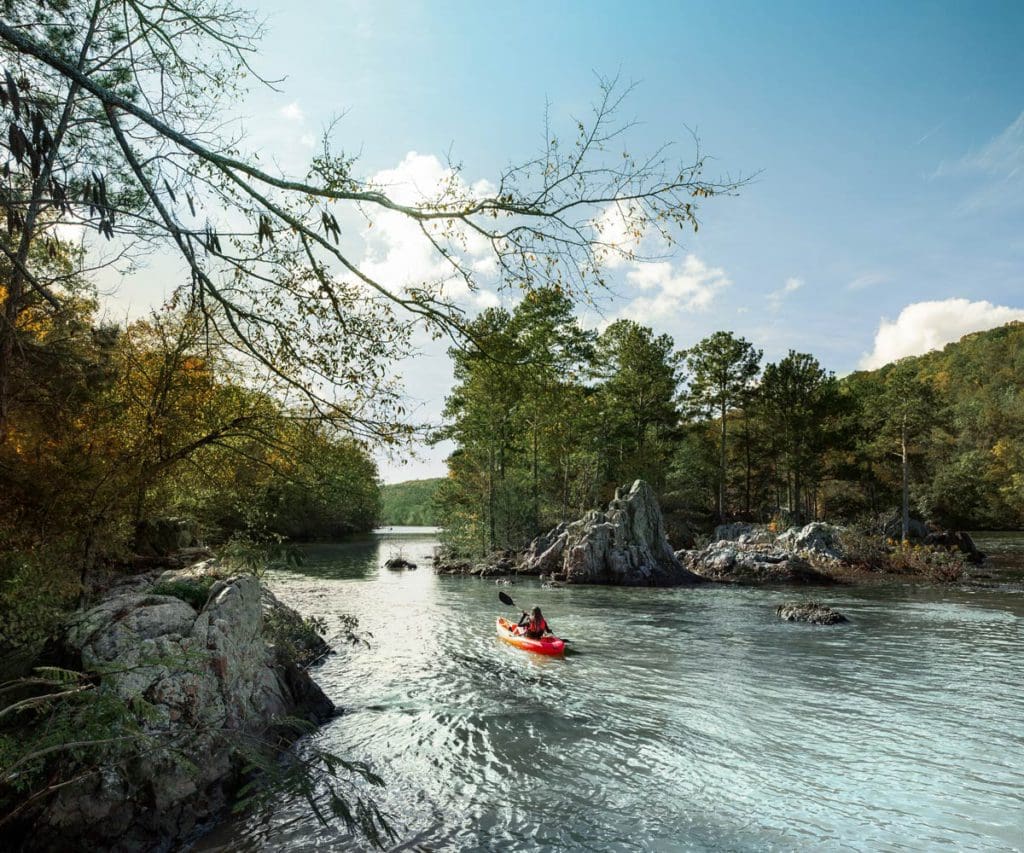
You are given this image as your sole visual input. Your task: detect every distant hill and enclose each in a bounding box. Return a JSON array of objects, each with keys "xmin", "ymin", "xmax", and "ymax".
[{"xmin": 379, "ymin": 478, "xmax": 444, "ymax": 526}]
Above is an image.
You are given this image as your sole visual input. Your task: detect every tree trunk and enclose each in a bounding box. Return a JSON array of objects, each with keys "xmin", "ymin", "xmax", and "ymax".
[
  {"xmin": 743, "ymin": 411, "xmax": 752, "ymax": 517},
  {"xmin": 718, "ymin": 401, "xmax": 727, "ymax": 521},
  {"xmin": 562, "ymin": 454, "xmax": 569, "ymax": 521},
  {"xmin": 532, "ymin": 427, "xmax": 539, "ymax": 534},
  {"xmin": 488, "ymin": 443, "xmax": 496, "ymax": 552},
  {"xmin": 901, "ymin": 417, "xmax": 910, "ymax": 544}
]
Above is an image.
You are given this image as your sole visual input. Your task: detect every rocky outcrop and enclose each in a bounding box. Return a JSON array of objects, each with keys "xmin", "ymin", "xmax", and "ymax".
[
  {"xmin": 678, "ymin": 542, "xmax": 834, "ymax": 585},
  {"xmin": 712, "ymin": 522, "xmax": 775, "ymax": 546},
  {"xmin": 432, "ymin": 548, "xmax": 517, "ymax": 577},
  {"xmin": 522, "ymin": 480, "xmax": 701, "ymax": 586},
  {"xmin": 384, "ymin": 556, "xmax": 417, "ymax": 570},
  {"xmin": 27, "ymin": 565, "xmax": 333, "ymax": 852},
  {"xmin": 881, "ymin": 516, "xmax": 986, "ymax": 564},
  {"xmin": 923, "ymin": 529, "xmax": 986, "ymax": 564},
  {"xmin": 520, "ymin": 523, "xmax": 569, "ymax": 576},
  {"xmin": 714, "ymin": 522, "xmax": 755, "ymax": 542},
  {"xmin": 776, "ymin": 601, "xmax": 848, "ymax": 625},
  {"xmin": 775, "ymin": 522, "xmax": 846, "ymax": 562}
]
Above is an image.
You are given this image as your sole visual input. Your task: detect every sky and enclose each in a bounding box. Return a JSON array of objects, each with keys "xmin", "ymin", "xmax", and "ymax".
[{"xmin": 102, "ymin": 0, "xmax": 1024, "ymax": 482}]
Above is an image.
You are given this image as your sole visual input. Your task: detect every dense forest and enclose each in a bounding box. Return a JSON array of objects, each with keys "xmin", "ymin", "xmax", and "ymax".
[
  {"xmin": 435, "ymin": 290, "xmax": 1024, "ymax": 555},
  {"xmin": 0, "ymin": 289, "xmax": 381, "ymax": 649},
  {"xmin": 380, "ymin": 479, "xmax": 443, "ymax": 526}
]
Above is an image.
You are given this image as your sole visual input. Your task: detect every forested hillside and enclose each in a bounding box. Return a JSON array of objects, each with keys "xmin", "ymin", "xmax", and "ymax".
[
  {"xmin": 380, "ymin": 478, "xmax": 444, "ymax": 526},
  {"xmin": 436, "ymin": 294, "xmax": 1024, "ymax": 555},
  {"xmin": 846, "ymin": 321, "xmax": 1024, "ymax": 529}
]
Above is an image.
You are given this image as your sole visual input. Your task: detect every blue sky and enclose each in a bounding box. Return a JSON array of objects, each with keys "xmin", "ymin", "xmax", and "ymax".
[{"xmin": 122, "ymin": 1, "xmax": 1024, "ymax": 481}]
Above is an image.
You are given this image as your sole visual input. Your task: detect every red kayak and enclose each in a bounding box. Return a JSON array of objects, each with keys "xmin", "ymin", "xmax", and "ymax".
[{"xmin": 496, "ymin": 616, "xmax": 566, "ymax": 657}]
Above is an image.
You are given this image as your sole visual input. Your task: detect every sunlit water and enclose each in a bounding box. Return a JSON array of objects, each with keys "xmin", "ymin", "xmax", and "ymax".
[{"xmin": 197, "ymin": 528, "xmax": 1024, "ymax": 852}]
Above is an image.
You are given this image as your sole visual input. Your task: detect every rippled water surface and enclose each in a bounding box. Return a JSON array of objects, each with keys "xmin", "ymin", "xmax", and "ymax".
[{"xmin": 201, "ymin": 528, "xmax": 1024, "ymax": 852}]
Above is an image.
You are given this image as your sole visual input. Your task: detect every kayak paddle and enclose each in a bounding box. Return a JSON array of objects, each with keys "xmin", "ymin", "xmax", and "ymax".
[{"xmin": 498, "ymin": 591, "xmax": 570, "ymax": 643}]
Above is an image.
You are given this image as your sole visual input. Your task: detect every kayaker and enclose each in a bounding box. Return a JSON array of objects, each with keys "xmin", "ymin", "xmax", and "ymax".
[{"xmin": 517, "ymin": 606, "xmax": 552, "ymax": 639}]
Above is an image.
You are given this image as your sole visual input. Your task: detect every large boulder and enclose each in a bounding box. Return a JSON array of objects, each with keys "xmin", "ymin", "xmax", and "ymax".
[
  {"xmin": 775, "ymin": 522, "xmax": 846, "ymax": 562},
  {"xmin": 523, "ymin": 480, "xmax": 701, "ymax": 586},
  {"xmin": 923, "ymin": 529, "xmax": 986, "ymax": 564},
  {"xmin": 29, "ymin": 567, "xmax": 334, "ymax": 851},
  {"xmin": 679, "ymin": 542, "xmax": 834, "ymax": 585}
]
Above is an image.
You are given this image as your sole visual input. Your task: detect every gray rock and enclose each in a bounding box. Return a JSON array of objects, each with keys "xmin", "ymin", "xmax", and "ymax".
[
  {"xmin": 776, "ymin": 601, "xmax": 848, "ymax": 625},
  {"xmin": 923, "ymin": 529, "xmax": 986, "ymax": 564},
  {"xmin": 775, "ymin": 522, "xmax": 847, "ymax": 562},
  {"xmin": 520, "ymin": 522, "xmax": 569, "ymax": 576},
  {"xmin": 384, "ymin": 557, "xmax": 417, "ymax": 570},
  {"xmin": 680, "ymin": 542, "xmax": 833, "ymax": 585},
  {"xmin": 709, "ymin": 522, "xmax": 775, "ymax": 546},
  {"xmin": 713, "ymin": 521, "xmax": 758, "ymax": 542},
  {"xmin": 36, "ymin": 565, "xmax": 334, "ymax": 851},
  {"xmin": 523, "ymin": 480, "xmax": 702, "ymax": 586}
]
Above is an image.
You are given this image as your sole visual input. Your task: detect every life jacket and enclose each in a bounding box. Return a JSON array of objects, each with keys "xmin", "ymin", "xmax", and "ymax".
[{"xmin": 526, "ymin": 616, "xmax": 548, "ymax": 637}]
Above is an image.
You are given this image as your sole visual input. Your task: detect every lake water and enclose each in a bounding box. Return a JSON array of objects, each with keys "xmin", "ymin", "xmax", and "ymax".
[{"xmin": 198, "ymin": 529, "xmax": 1024, "ymax": 852}]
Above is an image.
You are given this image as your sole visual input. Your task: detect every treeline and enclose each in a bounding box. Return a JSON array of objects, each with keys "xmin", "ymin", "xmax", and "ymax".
[
  {"xmin": 0, "ymin": 287, "xmax": 380, "ymax": 647},
  {"xmin": 436, "ymin": 289, "xmax": 1024, "ymax": 554},
  {"xmin": 380, "ymin": 479, "xmax": 443, "ymax": 526}
]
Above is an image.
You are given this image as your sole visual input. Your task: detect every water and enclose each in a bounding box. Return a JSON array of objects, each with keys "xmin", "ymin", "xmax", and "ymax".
[{"xmin": 199, "ymin": 529, "xmax": 1024, "ymax": 852}]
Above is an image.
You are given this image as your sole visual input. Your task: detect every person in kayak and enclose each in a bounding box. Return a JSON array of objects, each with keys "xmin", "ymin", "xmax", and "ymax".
[{"xmin": 517, "ymin": 606, "xmax": 552, "ymax": 639}]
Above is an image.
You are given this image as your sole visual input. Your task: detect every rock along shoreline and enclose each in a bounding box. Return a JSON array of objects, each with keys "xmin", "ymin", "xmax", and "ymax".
[
  {"xmin": 433, "ymin": 479, "xmax": 984, "ymax": 587},
  {"xmin": 10, "ymin": 560, "xmax": 335, "ymax": 853}
]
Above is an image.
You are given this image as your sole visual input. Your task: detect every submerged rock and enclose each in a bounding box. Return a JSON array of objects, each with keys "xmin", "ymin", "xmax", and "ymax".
[
  {"xmin": 384, "ymin": 556, "xmax": 417, "ymax": 570},
  {"xmin": 27, "ymin": 565, "xmax": 334, "ymax": 851},
  {"xmin": 776, "ymin": 601, "xmax": 848, "ymax": 625},
  {"xmin": 523, "ymin": 480, "xmax": 701, "ymax": 586}
]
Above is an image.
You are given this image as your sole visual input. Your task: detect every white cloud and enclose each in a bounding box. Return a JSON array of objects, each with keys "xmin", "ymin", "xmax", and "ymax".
[
  {"xmin": 618, "ymin": 254, "xmax": 730, "ymax": 320},
  {"xmin": 767, "ymin": 276, "xmax": 803, "ymax": 310},
  {"xmin": 279, "ymin": 102, "xmax": 304, "ymax": 122},
  {"xmin": 859, "ymin": 298, "xmax": 1024, "ymax": 369},
  {"xmin": 360, "ymin": 151, "xmax": 498, "ymax": 309},
  {"xmin": 847, "ymin": 271, "xmax": 888, "ymax": 291},
  {"xmin": 593, "ymin": 201, "xmax": 647, "ymax": 269}
]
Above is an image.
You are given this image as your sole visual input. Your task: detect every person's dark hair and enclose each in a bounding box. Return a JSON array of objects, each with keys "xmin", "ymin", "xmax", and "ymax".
[{"xmin": 532, "ymin": 606, "xmax": 543, "ymax": 621}]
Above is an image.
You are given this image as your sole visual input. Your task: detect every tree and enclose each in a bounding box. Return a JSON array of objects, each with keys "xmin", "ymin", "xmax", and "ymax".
[
  {"xmin": 0, "ymin": 2, "xmax": 742, "ymax": 443},
  {"xmin": 758, "ymin": 350, "xmax": 839, "ymax": 520},
  {"xmin": 868, "ymin": 360, "xmax": 938, "ymax": 541},
  {"xmin": 436, "ymin": 288, "xmax": 595, "ymax": 552},
  {"xmin": 683, "ymin": 331, "xmax": 761, "ymax": 520},
  {"xmin": 506, "ymin": 288, "xmax": 595, "ymax": 529},
  {"xmin": 592, "ymin": 320, "xmax": 682, "ymax": 491}
]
